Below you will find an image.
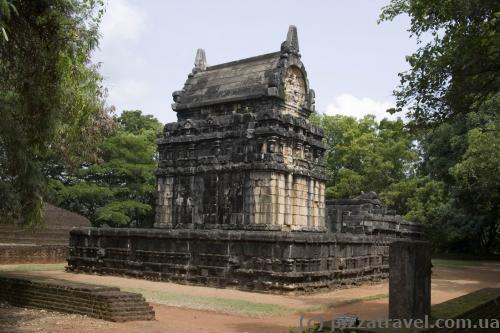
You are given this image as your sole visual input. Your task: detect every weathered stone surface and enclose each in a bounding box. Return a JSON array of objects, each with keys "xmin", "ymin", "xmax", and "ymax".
[
  {"xmin": 68, "ymin": 227, "xmax": 419, "ymax": 293},
  {"xmin": 0, "ymin": 273, "xmax": 155, "ymax": 322},
  {"xmin": 156, "ymin": 25, "xmax": 325, "ymax": 231},
  {"xmin": 326, "ymin": 192, "xmax": 423, "ymax": 238},
  {"xmin": 389, "ymin": 240, "xmax": 431, "ymax": 320}
]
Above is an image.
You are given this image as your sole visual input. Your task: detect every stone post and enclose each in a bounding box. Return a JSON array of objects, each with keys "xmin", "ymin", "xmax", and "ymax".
[{"xmin": 389, "ymin": 240, "xmax": 431, "ymax": 320}]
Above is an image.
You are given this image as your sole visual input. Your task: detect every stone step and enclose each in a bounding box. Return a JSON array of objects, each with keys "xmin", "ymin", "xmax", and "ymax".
[{"xmin": 0, "ymin": 274, "xmax": 155, "ymax": 322}]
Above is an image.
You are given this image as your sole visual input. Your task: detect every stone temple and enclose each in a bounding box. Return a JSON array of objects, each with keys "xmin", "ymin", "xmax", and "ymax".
[
  {"xmin": 68, "ymin": 26, "xmax": 423, "ymax": 292},
  {"xmin": 155, "ymin": 25, "xmax": 325, "ymax": 231}
]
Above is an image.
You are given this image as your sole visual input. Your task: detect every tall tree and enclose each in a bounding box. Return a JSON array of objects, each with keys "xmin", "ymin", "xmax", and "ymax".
[
  {"xmin": 0, "ymin": 0, "xmax": 111, "ymax": 226},
  {"xmin": 47, "ymin": 111, "xmax": 162, "ymax": 227},
  {"xmin": 313, "ymin": 114, "xmax": 418, "ymax": 199}
]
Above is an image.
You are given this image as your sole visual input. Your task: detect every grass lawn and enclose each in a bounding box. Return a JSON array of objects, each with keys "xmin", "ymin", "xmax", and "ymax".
[{"xmin": 124, "ymin": 287, "xmax": 294, "ymax": 317}]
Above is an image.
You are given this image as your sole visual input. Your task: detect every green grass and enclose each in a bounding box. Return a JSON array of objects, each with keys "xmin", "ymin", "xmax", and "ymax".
[
  {"xmin": 431, "ymin": 258, "xmax": 485, "ymax": 268},
  {"xmin": 0, "ymin": 263, "xmax": 66, "ymax": 272},
  {"xmin": 325, "ymin": 293, "xmax": 388, "ymax": 308},
  {"xmin": 431, "ymin": 288, "xmax": 500, "ymax": 319},
  {"xmin": 302, "ymin": 293, "xmax": 389, "ymax": 313},
  {"xmin": 123, "ymin": 287, "xmax": 293, "ymax": 317}
]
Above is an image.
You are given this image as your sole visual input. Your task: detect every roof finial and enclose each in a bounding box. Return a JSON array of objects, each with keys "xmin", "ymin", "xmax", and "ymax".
[
  {"xmin": 285, "ymin": 25, "xmax": 299, "ymax": 54},
  {"xmin": 194, "ymin": 48, "xmax": 207, "ymax": 71}
]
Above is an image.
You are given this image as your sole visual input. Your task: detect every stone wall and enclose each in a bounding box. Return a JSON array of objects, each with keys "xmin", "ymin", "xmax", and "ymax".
[
  {"xmin": 157, "ymin": 170, "xmax": 325, "ymax": 231},
  {"xmin": 0, "ymin": 204, "xmax": 91, "ymax": 264},
  {"xmin": 0, "ymin": 244, "xmax": 68, "ymax": 264},
  {"xmin": 0, "ymin": 274, "xmax": 155, "ymax": 322},
  {"xmin": 156, "ymin": 101, "xmax": 327, "ymax": 231},
  {"xmin": 326, "ymin": 195, "xmax": 423, "ymax": 238},
  {"xmin": 67, "ymin": 227, "xmax": 414, "ymax": 293}
]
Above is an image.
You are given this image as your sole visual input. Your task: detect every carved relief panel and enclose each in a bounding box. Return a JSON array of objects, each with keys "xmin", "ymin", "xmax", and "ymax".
[{"xmin": 283, "ymin": 67, "xmax": 306, "ymax": 113}]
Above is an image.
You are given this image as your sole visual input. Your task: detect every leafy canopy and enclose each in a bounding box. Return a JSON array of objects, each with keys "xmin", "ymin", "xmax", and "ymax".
[
  {"xmin": 379, "ymin": 0, "xmax": 500, "ymax": 253},
  {"xmin": 0, "ymin": 0, "xmax": 111, "ymax": 226},
  {"xmin": 47, "ymin": 111, "xmax": 162, "ymax": 227},
  {"xmin": 379, "ymin": 0, "xmax": 499, "ymax": 129},
  {"xmin": 312, "ymin": 114, "xmax": 418, "ymax": 199}
]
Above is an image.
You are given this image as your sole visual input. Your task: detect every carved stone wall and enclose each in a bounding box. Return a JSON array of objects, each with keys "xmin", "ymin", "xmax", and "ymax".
[
  {"xmin": 156, "ymin": 95, "xmax": 326, "ymax": 231},
  {"xmin": 68, "ymin": 228, "xmax": 400, "ymax": 293}
]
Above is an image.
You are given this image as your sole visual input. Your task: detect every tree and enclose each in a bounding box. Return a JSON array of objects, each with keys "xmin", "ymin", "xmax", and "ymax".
[
  {"xmin": 450, "ymin": 119, "xmax": 500, "ymax": 252},
  {"xmin": 313, "ymin": 114, "xmax": 418, "ymax": 199},
  {"xmin": 47, "ymin": 111, "xmax": 162, "ymax": 227},
  {"xmin": 379, "ymin": 0, "xmax": 499, "ymax": 129},
  {"xmin": 0, "ymin": 0, "xmax": 17, "ymax": 41},
  {"xmin": 0, "ymin": 0, "xmax": 110, "ymax": 226},
  {"xmin": 380, "ymin": 0, "xmax": 500, "ymax": 253}
]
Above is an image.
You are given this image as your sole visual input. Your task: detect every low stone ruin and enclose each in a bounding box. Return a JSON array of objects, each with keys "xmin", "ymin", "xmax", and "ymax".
[
  {"xmin": 0, "ymin": 274, "xmax": 155, "ymax": 322},
  {"xmin": 326, "ymin": 192, "xmax": 423, "ymax": 237}
]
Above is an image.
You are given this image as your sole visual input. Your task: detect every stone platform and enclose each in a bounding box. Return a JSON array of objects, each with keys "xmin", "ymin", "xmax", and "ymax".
[
  {"xmin": 0, "ymin": 273, "xmax": 155, "ymax": 322},
  {"xmin": 67, "ymin": 227, "xmax": 412, "ymax": 293}
]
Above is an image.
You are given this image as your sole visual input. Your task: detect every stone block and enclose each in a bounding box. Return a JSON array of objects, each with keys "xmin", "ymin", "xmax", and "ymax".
[{"xmin": 389, "ymin": 240, "xmax": 431, "ymax": 320}]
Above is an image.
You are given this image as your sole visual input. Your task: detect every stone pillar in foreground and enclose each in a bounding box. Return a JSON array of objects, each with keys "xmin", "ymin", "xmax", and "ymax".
[{"xmin": 389, "ymin": 240, "xmax": 431, "ymax": 320}]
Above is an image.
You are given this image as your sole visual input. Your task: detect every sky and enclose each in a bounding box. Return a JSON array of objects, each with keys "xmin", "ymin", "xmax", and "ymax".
[{"xmin": 93, "ymin": 0, "xmax": 415, "ymax": 124}]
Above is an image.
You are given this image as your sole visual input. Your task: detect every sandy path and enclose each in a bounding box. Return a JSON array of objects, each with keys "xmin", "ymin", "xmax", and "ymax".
[
  {"xmin": 11, "ymin": 269, "xmax": 391, "ymax": 309},
  {"xmin": 1, "ymin": 262, "xmax": 499, "ymax": 333}
]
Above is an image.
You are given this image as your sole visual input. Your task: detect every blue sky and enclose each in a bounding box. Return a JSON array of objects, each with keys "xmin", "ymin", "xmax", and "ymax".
[{"xmin": 94, "ymin": 0, "xmax": 415, "ymax": 124}]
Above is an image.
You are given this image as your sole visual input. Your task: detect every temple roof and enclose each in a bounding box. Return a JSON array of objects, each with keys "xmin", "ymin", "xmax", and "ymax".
[
  {"xmin": 176, "ymin": 51, "xmax": 282, "ymax": 109},
  {"xmin": 172, "ymin": 25, "xmax": 314, "ymax": 112}
]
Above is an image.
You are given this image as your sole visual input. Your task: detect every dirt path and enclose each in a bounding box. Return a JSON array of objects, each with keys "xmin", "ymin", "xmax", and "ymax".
[{"xmin": 1, "ymin": 261, "xmax": 499, "ymax": 333}]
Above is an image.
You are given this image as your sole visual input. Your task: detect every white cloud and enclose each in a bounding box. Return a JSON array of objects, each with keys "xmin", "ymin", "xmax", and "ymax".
[
  {"xmin": 107, "ymin": 79, "xmax": 150, "ymax": 111},
  {"xmin": 325, "ymin": 93, "xmax": 398, "ymax": 120},
  {"xmin": 101, "ymin": 0, "xmax": 146, "ymax": 43}
]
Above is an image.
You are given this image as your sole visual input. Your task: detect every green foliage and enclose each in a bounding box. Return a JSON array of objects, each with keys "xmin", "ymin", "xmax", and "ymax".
[
  {"xmin": 449, "ymin": 117, "xmax": 500, "ymax": 252},
  {"xmin": 96, "ymin": 200, "xmax": 152, "ymax": 226},
  {"xmin": 117, "ymin": 110, "xmax": 162, "ymax": 135},
  {"xmin": 47, "ymin": 111, "xmax": 162, "ymax": 227},
  {"xmin": 379, "ymin": 0, "xmax": 500, "ymax": 129},
  {"xmin": 379, "ymin": 0, "xmax": 500, "ymax": 253},
  {"xmin": 315, "ymin": 114, "xmax": 418, "ymax": 199},
  {"xmin": 0, "ymin": 0, "xmax": 18, "ymax": 41},
  {"xmin": 0, "ymin": 0, "xmax": 110, "ymax": 227}
]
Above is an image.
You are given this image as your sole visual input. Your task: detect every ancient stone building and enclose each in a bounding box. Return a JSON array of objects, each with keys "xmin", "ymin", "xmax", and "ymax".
[
  {"xmin": 155, "ymin": 26, "xmax": 325, "ymax": 231},
  {"xmin": 67, "ymin": 26, "xmax": 423, "ymax": 293}
]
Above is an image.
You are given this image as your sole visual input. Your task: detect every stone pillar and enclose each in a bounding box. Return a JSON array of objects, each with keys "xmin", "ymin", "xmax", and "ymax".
[
  {"xmin": 389, "ymin": 240, "xmax": 431, "ymax": 320},
  {"xmin": 154, "ymin": 176, "xmax": 174, "ymax": 228}
]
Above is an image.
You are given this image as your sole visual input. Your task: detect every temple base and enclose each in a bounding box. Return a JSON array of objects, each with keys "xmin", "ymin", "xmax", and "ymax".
[{"xmin": 67, "ymin": 228, "xmax": 416, "ymax": 293}]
